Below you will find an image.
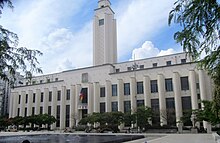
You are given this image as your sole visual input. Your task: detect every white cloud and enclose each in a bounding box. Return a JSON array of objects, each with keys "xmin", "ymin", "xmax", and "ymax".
[
  {"xmin": 1, "ymin": 0, "xmax": 180, "ymax": 74},
  {"xmin": 117, "ymin": 0, "xmax": 176, "ymax": 59},
  {"xmin": 130, "ymin": 41, "xmax": 178, "ymax": 60}
]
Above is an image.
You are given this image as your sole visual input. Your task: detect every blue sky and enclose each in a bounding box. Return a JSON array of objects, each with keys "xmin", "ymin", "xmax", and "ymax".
[{"xmin": 0, "ymin": 0, "xmax": 182, "ymax": 74}]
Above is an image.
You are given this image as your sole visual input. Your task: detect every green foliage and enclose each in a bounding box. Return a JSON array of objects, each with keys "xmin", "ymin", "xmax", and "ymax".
[
  {"xmin": 195, "ymin": 100, "xmax": 220, "ymax": 125},
  {"xmin": 169, "ymin": 0, "xmax": 219, "ymax": 66},
  {"xmin": 134, "ymin": 106, "xmax": 152, "ymax": 129},
  {"xmin": 0, "ymin": 0, "xmax": 43, "ymax": 85}
]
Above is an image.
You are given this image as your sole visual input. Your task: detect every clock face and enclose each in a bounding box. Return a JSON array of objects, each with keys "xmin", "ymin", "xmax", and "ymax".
[{"xmin": 82, "ymin": 73, "xmax": 88, "ymax": 83}]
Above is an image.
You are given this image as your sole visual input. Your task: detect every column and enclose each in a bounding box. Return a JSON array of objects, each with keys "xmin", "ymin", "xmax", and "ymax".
[
  {"xmin": 117, "ymin": 79, "xmax": 124, "ymax": 112},
  {"xmin": 88, "ymin": 83, "xmax": 94, "ymax": 114},
  {"xmin": 173, "ymin": 72, "xmax": 183, "ymax": 125},
  {"xmin": 189, "ymin": 70, "xmax": 198, "ymax": 110},
  {"xmin": 51, "ymin": 87, "xmax": 57, "ymax": 130},
  {"xmin": 105, "ymin": 80, "xmax": 111, "ymax": 112},
  {"xmin": 75, "ymin": 84, "xmax": 81, "ymax": 125},
  {"xmin": 35, "ymin": 89, "xmax": 41, "ymax": 115},
  {"xmin": 70, "ymin": 85, "xmax": 76, "ymax": 128},
  {"xmin": 158, "ymin": 74, "xmax": 167, "ymax": 126},
  {"xmin": 43, "ymin": 88, "xmax": 49, "ymax": 114},
  {"xmin": 27, "ymin": 90, "xmax": 33, "ymax": 116},
  {"xmin": 60, "ymin": 86, "xmax": 66, "ymax": 130},
  {"xmin": 143, "ymin": 76, "xmax": 151, "ymax": 108},
  {"xmin": 20, "ymin": 91, "xmax": 26, "ymax": 117},
  {"xmin": 198, "ymin": 70, "xmax": 210, "ymax": 131},
  {"xmin": 11, "ymin": 92, "xmax": 18, "ymax": 118},
  {"xmin": 93, "ymin": 82, "xmax": 100, "ymax": 113},
  {"xmin": 130, "ymin": 77, "xmax": 137, "ymax": 113}
]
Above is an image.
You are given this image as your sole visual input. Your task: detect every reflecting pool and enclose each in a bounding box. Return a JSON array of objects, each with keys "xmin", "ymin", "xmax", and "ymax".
[{"xmin": 0, "ymin": 134, "xmax": 145, "ymax": 143}]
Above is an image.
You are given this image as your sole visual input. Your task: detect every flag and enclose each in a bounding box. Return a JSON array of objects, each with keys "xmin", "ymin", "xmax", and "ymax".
[{"xmin": 79, "ymin": 89, "xmax": 84, "ymax": 101}]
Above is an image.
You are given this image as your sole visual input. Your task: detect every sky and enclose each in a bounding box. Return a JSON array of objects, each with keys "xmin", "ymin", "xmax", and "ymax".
[{"xmin": 0, "ymin": 0, "xmax": 183, "ymax": 75}]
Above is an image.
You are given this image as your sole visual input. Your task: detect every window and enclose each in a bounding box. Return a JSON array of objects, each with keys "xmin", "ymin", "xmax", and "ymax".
[
  {"xmin": 66, "ymin": 105, "xmax": 70, "ymax": 127},
  {"xmin": 124, "ymin": 101, "xmax": 131, "ymax": 113},
  {"xmin": 100, "ymin": 102, "xmax": 105, "ymax": 113},
  {"xmin": 32, "ymin": 107, "xmax": 35, "ymax": 115},
  {"xmin": 152, "ymin": 63, "xmax": 157, "ymax": 67},
  {"xmin": 112, "ymin": 102, "xmax": 118, "ymax": 112},
  {"xmin": 25, "ymin": 94, "xmax": 28, "ymax": 103},
  {"xmin": 66, "ymin": 89, "xmax": 70, "ymax": 100},
  {"xmin": 48, "ymin": 106, "xmax": 51, "ymax": 115},
  {"xmin": 47, "ymin": 78, "xmax": 50, "ymax": 82},
  {"xmin": 112, "ymin": 84, "xmax": 117, "ymax": 96},
  {"xmin": 137, "ymin": 100, "xmax": 144, "ymax": 107},
  {"xmin": 150, "ymin": 80, "xmax": 158, "ymax": 93},
  {"xmin": 165, "ymin": 78, "xmax": 173, "ymax": 91},
  {"xmin": 17, "ymin": 108, "xmax": 20, "ymax": 117},
  {"xmin": 40, "ymin": 106, "xmax": 43, "ymax": 114},
  {"xmin": 181, "ymin": 76, "xmax": 189, "ymax": 90},
  {"xmin": 57, "ymin": 90, "xmax": 61, "ymax": 101},
  {"xmin": 124, "ymin": 83, "xmax": 130, "ymax": 95},
  {"xmin": 166, "ymin": 98, "xmax": 175, "ymax": 109},
  {"xmin": 116, "ymin": 69, "xmax": 120, "ymax": 73},
  {"xmin": 139, "ymin": 65, "xmax": 144, "ymax": 69},
  {"xmin": 99, "ymin": 19, "xmax": 104, "ymax": 26},
  {"xmin": 55, "ymin": 78, "xmax": 59, "ymax": 81},
  {"xmin": 24, "ymin": 108, "xmax": 27, "ymax": 117},
  {"xmin": 127, "ymin": 67, "xmax": 132, "ymax": 71},
  {"xmin": 100, "ymin": 87, "xmax": 105, "ymax": 97},
  {"xmin": 82, "ymin": 73, "xmax": 88, "ymax": 83},
  {"xmin": 40, "ymin": 92, "xmax": 44, "ymax": 102},
  {"xmin": 49, "ymin": 91, "xmax": 52, "ymax": 102},
  {"xmin": 137, "ymin": 82, "xmax": 144, "ymax": 94},
  {"xmin": 40, "ymin": 80, "xmax": 43, "ymax": 83},
  {"xmin": 166, "ymin": 98, "xmax": 176, "ymax": 125},
  {"xmin": 182, "ymin": 96, "xmax": 191, "ymax": 110},
  {"xmin": 18, "ymin": 95, "xmax": 21, "ymax": 104},
  {"xmin": 166, "ymin": 61, "xmax": 172, "ymax": 66},
  {"xmin": 33, "ymin": 93, "xmax": 36, "ymax": 103},
  {"xmin": 181, "ymin": 59, "xmax": 186, "ymax": 64},
  {"xmin": 151, "ymin": 99, "xmax": 160, "ymax": 125},
  {"xmin": 56, "ymin": 105, "xmax": 60, "ymax": 127}
]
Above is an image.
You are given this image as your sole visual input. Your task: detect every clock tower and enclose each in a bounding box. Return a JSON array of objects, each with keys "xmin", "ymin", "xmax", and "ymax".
[{"xmin": 93, "ymin": 0, "xmax": 117, "ymax": 66}]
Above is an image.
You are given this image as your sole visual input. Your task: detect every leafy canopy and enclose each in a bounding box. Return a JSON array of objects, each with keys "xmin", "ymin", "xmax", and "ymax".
[
  {"xmin": 168, "ymin": 0, "xmax": 219, "ymax": 76},
  {"xmin": 0, "ymin": 0, "xmax": 43, "ymax": 85}
]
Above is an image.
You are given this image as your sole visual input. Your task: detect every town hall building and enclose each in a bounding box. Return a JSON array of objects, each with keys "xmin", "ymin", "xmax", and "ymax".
[{"xmin": 9, "ymin": 0, "xmax": 213, "ymax": 130}]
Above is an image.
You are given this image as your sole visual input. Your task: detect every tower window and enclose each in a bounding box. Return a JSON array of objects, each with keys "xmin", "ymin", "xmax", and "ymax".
[{"xmin": 99, "ymin": 19, "xmax": 104, "ymax": 26}]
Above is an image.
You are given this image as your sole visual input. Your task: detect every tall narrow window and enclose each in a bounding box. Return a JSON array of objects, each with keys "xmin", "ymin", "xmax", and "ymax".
[
  {"xmin": 181, "ymin": 76, "xmax": 189, "ymax": 90},
  {"xmin": 56, "ymin": 105, "xmax": 60, "ymax": 127},
  {"xmin": 124, "ymin": 83, "xmax": 130, "ymax": 95},
  {"xmin": 49, "ymin": 91, "xmax": 52, "ymax": 102},
  {"xmin": 137, "ymin": 100, "xmax": 144, "ymax": 107},
  {"xmin": 25, "ymin": 94, "xmax": 28, "ymax": 103},
  {"xmin": 100, "ymin": 87, "xmax": 105, "ymax": 97},
  {"xmin": 17, "ymin": 108, "xmax": 20, "ymax": 117},
  {"xmin": 18, "ymin": 95, "xmax": 21, "ymax": 104},
  {"xmin": 112, "ymin": 84, "xmax": 117, "ymax": 96},
  {"xmin": 24, "ymin": 108, "xmax": 27, "ymax": 117},
  {"xmin": 48, "ymin": 106, "xmax": 51, "ymax": 115},
  {"xmin": 66, "ymin": 89, "xmax": 70, "ymax": 100},
  {"xmin": 40, "ymin": 92, "xmax": 44, "ymax": 102},
  {"xmin": 124, "ymin": 101, "xmax": 131, "ymax": 113},
  {"xmin": 33, "ymin": 93, "xmax": 36, "ymax": 103},
  {"xmin": 111, "ymin": 102, "xmax": 118, "ymax": 112},
  {"xmin": 165, "ymin": 78, "xmax": 173, "ymax": 91},
  {"xmin": 150, "ymin": 80, "xmax": 158, "ymax": 93},
  {"xmin": 32, "ymin": 107, "xmax": 35, "ymax": 115},
  {"xmin": 100, "ymin": 102, "xmax": 105, "ymax": 113},
  {"xmin": 40, "ymin": 106, "xmax": 43, "ymax": 114},
  {"xmin": 137, "ymin": 82, "xmax": 144, "ymax": 94},
  {"xmin": 57, "ymin": 90, "xmax": 61, "ymax": 101},
  {"xmin": 66, "ymin": 105, "xmax": 70, "ymax": 127}
]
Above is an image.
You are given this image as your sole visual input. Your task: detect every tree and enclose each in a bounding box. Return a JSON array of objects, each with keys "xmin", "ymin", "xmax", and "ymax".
[
  {"xmin": 0, "ymin": 0, "xmax": 43, "ymax": 85},
  {"xmin": 169, "ymin": 0, "xmax": 220, "ymax": 125}
]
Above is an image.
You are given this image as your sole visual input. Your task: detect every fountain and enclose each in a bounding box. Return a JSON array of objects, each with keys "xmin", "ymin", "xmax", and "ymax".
[{"xmin": 0, "ymin": 134, "xmax": 145, "ymax": 143}]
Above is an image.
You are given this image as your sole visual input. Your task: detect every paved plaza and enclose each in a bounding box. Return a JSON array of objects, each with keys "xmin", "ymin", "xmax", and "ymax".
[{"xmin": 127, "ymin": 134, "xmax": 216, "ymax": 143}]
